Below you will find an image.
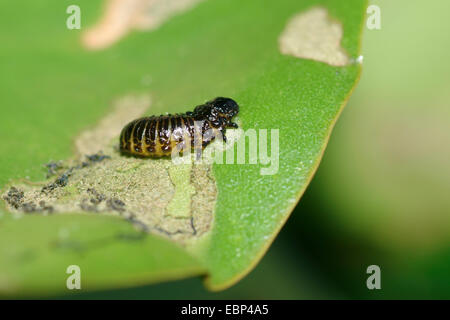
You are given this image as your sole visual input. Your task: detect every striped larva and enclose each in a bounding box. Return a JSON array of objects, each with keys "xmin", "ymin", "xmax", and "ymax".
[{"xmin": 119, "ymin": 97, "xmax": 239, "ymax": 157}]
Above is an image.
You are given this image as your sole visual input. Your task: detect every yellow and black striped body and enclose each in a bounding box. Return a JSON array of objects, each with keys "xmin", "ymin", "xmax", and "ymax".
[
  {"xmin": 119, "ymin": 97, "xmax": 239, "ymax": 158},
  {"xmin": 120, "ymin": 114, "xmax": 205, "ymax": 157}
]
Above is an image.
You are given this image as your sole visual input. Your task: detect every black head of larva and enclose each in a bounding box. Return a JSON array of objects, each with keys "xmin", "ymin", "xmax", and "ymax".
[{"xmin": 193, "ymin": 97, "xmax": 239, "ymax": 127}]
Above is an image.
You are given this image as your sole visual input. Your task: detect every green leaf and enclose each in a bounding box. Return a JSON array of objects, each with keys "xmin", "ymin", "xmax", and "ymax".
[
  {"xmin": 0, "ymin": 214, "xmax": 204, "ymax": 297},
  {"xmin": 0, "ymin": 0, "xmax": 366, "ymax": 295}
]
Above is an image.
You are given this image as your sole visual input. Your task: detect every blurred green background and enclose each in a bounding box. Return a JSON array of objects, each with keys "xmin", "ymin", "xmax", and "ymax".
[{"xmin": 66, "ymin": 0, "xmax": 450, "ymax": 299}]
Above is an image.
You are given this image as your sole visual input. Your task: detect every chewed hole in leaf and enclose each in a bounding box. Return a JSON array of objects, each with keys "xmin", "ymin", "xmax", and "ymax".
[
  {"xmin": 1, "ymin": 95, "xmax": 223, "ymax": 246},
  {"xmin": 82, "ymin": 0, "xmax": 206, "ymax": 50},
  {"xmin": 279, "ymin": 7, "xmax": 350, "ymax": 66}
]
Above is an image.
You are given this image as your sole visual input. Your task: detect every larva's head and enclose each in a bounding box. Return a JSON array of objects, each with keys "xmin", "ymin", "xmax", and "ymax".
[
  {"xmin": 211, "ymin": 97, "xmax": 239, "ymax": 120},
  {"xmin": 193, "ymin": 97, "xmax": 239, "ymax": 126}
]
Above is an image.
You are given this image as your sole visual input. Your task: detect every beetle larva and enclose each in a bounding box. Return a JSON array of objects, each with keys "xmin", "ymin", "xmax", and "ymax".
[{"xmin": 119, "ymin": 97, "xmax": 239, "ymax": 157}]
